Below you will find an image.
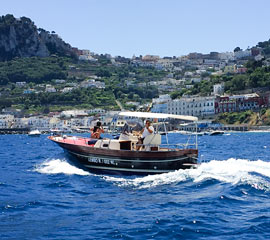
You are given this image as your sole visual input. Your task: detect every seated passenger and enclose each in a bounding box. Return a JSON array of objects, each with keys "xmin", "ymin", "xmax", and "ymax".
[
  {"xmin": 91, "ymin": 121, "xmax": 104, "ymax": 139},
  {"xmin": 136, "ymin": 120, "xmax": 154, "ymax": 150}
]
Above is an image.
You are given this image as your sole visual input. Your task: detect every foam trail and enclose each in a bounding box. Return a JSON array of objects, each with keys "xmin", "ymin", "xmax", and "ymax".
[
  {"xmin": 34, "ymin": 159, "xmax": 90, "ymax": 176},
  {"xmin": 104, "ymin": 158, "xmax": 270, "ymax": 190}
]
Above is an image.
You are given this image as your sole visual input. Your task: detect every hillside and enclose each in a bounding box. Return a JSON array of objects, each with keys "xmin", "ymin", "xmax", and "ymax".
[
  {"xmin": 0, "ymin": 14, "xmax": 270, "ymax": 120},
  {"xmin": 217, "ymin": 109, "xmax": 270, "ymax": 126},
  {"xmin": 0, "ymin": 14, "xmax": 76, "ymax": 61}
]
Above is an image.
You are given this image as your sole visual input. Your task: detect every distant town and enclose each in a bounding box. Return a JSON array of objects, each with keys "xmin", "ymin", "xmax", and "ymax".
[
  {"xmin": 1, "ymin": 47, "xmax": 269, "ymax": 133},
  {"xmin": 1, "ymin": 15, "xmax": 270, "ymax": 133}
]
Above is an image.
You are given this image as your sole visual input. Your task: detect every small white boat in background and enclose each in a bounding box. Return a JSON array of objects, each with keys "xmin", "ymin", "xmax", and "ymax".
[
  {"xmin": 50, "ymin": 129, "xmax": 62, "ymax": 135},
  {"xmin": 209, "ymin": 130, "xmax": 224, "ymax": 136},
  {"xmin": 28, "ymin": 129, "xmax": 41, "ymax": 136},
  {"xmin": 178, "ymin": 130, "xmax": 204, "ymax": 136}
]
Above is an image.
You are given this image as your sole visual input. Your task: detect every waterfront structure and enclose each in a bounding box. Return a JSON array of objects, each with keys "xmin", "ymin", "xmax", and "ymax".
[
  {"xmin": 0, "ymin": 114, "xmax": 14, "ymax": 128},
  {"xmin": 151, "ymin": 103, "xmax": 168, "ymax": 113},
  {"xmin": 167, "ymin": 96, "xmax": 215, "ymax": 117},
  {"xmin": 215, "ymin": 96, "xmax": 236, "ymax": 113},
  {"xmin": 215, "ymin": 93, "xmax": 268, "ymax": 114}
]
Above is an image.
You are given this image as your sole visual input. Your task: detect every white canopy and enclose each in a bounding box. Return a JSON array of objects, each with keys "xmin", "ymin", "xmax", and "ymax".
[{"xmin": 118, "ymin": 111, "xmax": 198, "ymax": 122}]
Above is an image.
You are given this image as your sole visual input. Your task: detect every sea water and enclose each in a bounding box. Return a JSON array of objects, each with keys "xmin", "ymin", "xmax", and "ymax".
[{"xmin": 1, "ymin": 132, "xmax": 270, "ymax": 239}]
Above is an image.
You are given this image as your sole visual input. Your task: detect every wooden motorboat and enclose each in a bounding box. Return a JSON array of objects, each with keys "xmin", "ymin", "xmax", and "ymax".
[{"xmin": 48, "ymin": 112, "xmax": 199, "ymax": 174}]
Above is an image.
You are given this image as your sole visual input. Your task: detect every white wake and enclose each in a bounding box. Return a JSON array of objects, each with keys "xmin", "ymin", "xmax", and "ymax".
[
  {"xmin": 103, "ymin": 158, "xmax": 270, "ymax": 190},
  {"xmin": 34, "ymin": 158, "xmax": 270, "ymax": 191},
  {"xmin": 34, "ymin": 159, "xmax": 90, "ymax": 176}
]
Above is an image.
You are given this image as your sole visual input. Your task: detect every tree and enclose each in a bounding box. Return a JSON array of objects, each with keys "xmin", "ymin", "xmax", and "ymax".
[
  {"xmin": 234, "ymin": 47, "xmax": 241, "ymax": 52},
  {"xmin": 43, "ymin": 107, "xmax": 50, "ymax": 114},
  {"xmin": 24, "ymin": 99, "xmax": 31, "ymax": 109},
  {"xmin": 170, "ymin": 91, "xmax": 181, "ymax": 99},
  {"xmin": 248, "ymin": 69, "xmax": 264, "ymax": 88}
]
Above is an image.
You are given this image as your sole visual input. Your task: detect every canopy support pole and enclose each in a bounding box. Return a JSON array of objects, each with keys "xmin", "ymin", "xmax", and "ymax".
[
  {"xmin": 163, "ymin": 121, "xmax": 169, "ymax": 146},
  {"xmin": 195, "ymin": 121, "xmax": 198, "ymax": 149}
]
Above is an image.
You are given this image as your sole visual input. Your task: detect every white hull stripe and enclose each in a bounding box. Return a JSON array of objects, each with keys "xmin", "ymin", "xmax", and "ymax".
[
  {"xmin": 68, "ymin": 150, "xmax": 193, "ymax": 163},
  {"xmin": 83, "ymin": 165, "xmax": 175, "ymax": 173}
]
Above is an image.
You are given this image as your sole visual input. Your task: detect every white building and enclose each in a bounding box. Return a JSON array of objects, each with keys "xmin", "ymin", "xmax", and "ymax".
[
  {"xmin": 157, "ymin": 59, "xmax": 174, "ymax": 69},
  {"xmin": 60, "ymin": 110, "xmax": 88, "ymax": 118},
  {"xmin": 0, "ymin": 114, "xmax": 14, "ymax": 128},
  {"xmin": 79, "ymin": 50, "xmax": 98, "ymax": 62},
  {"xmin": 191, "ymin": 77, "xmax": 202, "ymax": 83},
  {"xmin": 61, "ymin": 87, "xmax": 74, "ymax": 93},
  {"xmin": 13, "ymin": 117, "xmax": 28, "ymax": 128},
  {"xmin": 45, "ymin": 85, "xmax": 57, "ymax": 93},
  {"xmin": 55, "ymin": 79, "xmax": 66, "ymax": 84},
  {"xmin": 213, "ymin": 83, "xmax": 225, "ymax": 95},
  {"xmin": 184, "ymin": 71, "xmax": 194, "ymax": 77},
  {"xmin": 82, "ymin": 49, "xmax": 91, "ymax": 55},
  {"xmin": 79, "ymin": 55, "xmax": 98, "ymax": 62},
  {"xmin": 218, "ymin": 52, "xmax": 234, "ymax": 61},
  {"xmin": 152, "ymin": 94, "xmax": 172, "ymax": 104},
  {"xmin": 234, "ymin": 50, "xmax": 252, "ymax": 59},
  {"xmin": 126, "ymin": 101, "xmax": 140, "ymax": 106},
  {"xmin": 28, "ymin": 116, "xmax": 51, "ymax": 129},
  {"xmin": 151, "ymin": 103, "xmax": 168, "ymax": 113},
  {"xmin": 167, "ymin": 96, "xmax": 215, "ymax": 117},
  {"xmin": 87, "ymin": 108, "xmax": 106, "ymax": 114},
  {"xmin": 16, "ymin": 82, "xmax": 27, "ymax": 87},
  {"xmin": 80, "ymin": 80, "xmax": 105, "ymax": 89}
]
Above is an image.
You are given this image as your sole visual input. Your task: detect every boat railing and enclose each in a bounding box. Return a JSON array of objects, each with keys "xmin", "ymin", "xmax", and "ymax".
[
  {"xmin": 159, "ymin": 143, "xmax": 197, "ymax": 150},
  {"xmin": 59, "ymin": 136, "xmax": 197, "ymax": 151}
]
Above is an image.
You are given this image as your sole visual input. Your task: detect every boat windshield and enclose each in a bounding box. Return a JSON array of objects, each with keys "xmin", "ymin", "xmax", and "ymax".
[{"xmin": 122, "ymin": 121, "xmax": 142, "ymax": 134}]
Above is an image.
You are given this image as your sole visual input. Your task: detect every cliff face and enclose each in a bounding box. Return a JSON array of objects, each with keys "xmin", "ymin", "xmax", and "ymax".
[{"xmin": 0, "ymin": 14, "xmax": 76, "ymax": 61}]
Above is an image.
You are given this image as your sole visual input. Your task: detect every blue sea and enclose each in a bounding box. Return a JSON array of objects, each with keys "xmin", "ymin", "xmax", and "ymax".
[{"xmin": 1, "ymin": 132, "xmax": 270, "ymax": 240}]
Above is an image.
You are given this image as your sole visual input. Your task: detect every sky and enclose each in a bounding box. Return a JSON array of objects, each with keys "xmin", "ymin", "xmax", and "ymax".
[{"xmin": 1, "ymin": 0, "xmax": 270, "ymax": 58}]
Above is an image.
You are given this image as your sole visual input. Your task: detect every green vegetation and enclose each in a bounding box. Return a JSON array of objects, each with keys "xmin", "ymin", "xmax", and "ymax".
[
  {"xmin": 217, "ymin": 109, "xmax": 270, "ymax": 125},
  {"xmin": 0, "ymin": 56, "xmax": 70, "ymax": 85},
  {"xmin": 257, "ymin": 39, "xmax": 270, "ymax": 56},
  {"xmin": 222, "ymin": 61, "xmax": 270, "ymax": 93},
  {"xmin": 217, "ymin": 111, "xmax": 254, "ymax": 124},
  {"xmin": 0, "ymin": 55, "xmax": 166, "ymax": 113},
  {"xmin": 171, "ymin": 60, "xmax": 270, "ymax": 98},
  {"xmin": 21, "ymin": 88, "xmax": 116, "ymax": 109}
]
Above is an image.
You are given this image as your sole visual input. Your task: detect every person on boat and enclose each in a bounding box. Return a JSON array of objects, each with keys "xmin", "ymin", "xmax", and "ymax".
[
  {"xmin": 136, "ymin": 120, "xmax": 154, "ymax": 150},
  {"xmin": 91, "ymin": 121, "xmax": 104, "ymax": 139}
]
